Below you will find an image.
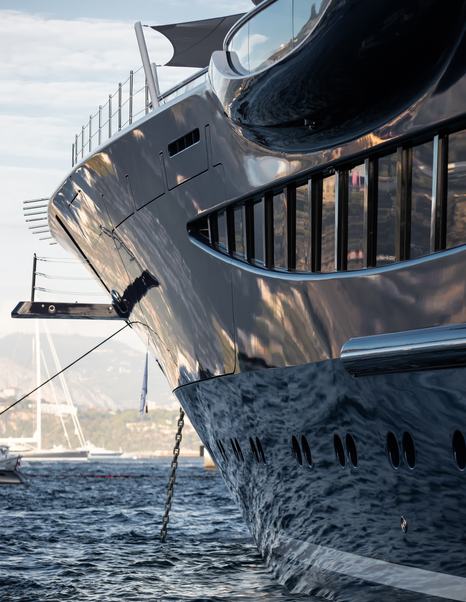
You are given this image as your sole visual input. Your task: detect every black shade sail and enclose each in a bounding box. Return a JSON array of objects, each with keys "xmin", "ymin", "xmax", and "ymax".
[{"xmin": 150, "ymin": 14, "xmax": 244, "ymax": 68}]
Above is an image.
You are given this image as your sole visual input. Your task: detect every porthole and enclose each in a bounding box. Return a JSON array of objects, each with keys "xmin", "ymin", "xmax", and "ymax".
[
  {"xmin": 452, "ymin": 430, "xmax": 466, "ymax": 471},
  {"xmin": 387, "ymin": 431, "xmax": 400, "ymax": 469},
  {"xmin": 334, "ymin": 433, "xmax": 346, "ymax": 468},
  {"xmin": 346, "ymin": 433, "xmax": 358, "ymax": 468},
  {"xmin": 235, "ymin": 438, "xmax": 244, "ymax": 462},
  {"xmin": 250, "ymin": 437, "xmax": 260, "ymax": 463},
  {"xmin": 291, "ymin": 435, "xmax": 303, "ymax": 465},
  {"xmin": 256, "ymin": 437, "xmax": 266, "ymax": 464},
  {"xmin": 402, "ymin": 432, "xmax": 416, "ymax": 469},
  {"xmin": 301, "ymin": 435, "xmax": 313, "ymax": 467}
]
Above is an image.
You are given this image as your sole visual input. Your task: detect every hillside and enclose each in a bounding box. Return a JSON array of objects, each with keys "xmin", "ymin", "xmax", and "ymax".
[{"xmin": 0, "ymin": 332, "xmax": 176, "ymax": 410}]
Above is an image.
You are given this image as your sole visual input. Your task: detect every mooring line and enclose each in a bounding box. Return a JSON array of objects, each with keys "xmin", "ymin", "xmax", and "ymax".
[{"xmin": 0, "ymin": 323, "xmax": 129, "ymax": 418}]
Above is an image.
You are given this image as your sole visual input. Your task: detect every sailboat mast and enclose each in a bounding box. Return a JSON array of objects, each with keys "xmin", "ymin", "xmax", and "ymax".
[{"xmin": 34, "ymin": 320, "xmax": 42, "ymax": 450}]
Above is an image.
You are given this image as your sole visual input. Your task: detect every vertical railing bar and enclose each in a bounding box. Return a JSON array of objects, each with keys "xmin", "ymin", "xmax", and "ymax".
[
  {"xmin": 81, "ymin": 126, "xmax": 84, "ymax": 158},
  {"xmin": 89, "ymin": 115, "xmax": 92, "ymax": 152},
  {"xmin": 31, "ymin": 253, "xmax": 37, "ymax": 302},
  {"xmin": 226, "ymin": 206, "xmax": 236, "ymax": 256},
  {"xmin": 129, "ymin": 70, "xmax": 134, "ymax": 125},
  {"xmin": 118, "ymin": 83, "xmax": 122, "ymax": 131},
  {"xmin": 108, "ymin": 94, "xmax": 112, "ymax": 138},
  {"xmin": 431, "ymin": 134, "xmax": 448, "ymax": 253},
  {"xmin": 98, "ymin": 105, "xmax": 102, "ymax": 146},
  {"xmin": 145, "ymin": 78, "xmax": 149, "ymax": 114},
  {"xmin": 71, "ymin": 142, "xmax": 75, "ymax": 167},
  {"xmin": 364, "ymin": 158, "xmax": 378, "ymax": 268},
  {"xmin": 75, "ymin": 134, "xmax": 78, "ymax": 165}
]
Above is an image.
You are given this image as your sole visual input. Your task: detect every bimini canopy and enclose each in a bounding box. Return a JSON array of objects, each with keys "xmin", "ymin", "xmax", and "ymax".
[{"xmin": 150, "ymin": 14, "xmax": 244, "ymax": 68}]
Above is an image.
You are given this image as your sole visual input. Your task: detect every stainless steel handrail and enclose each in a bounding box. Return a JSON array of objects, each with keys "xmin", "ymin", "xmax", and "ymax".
[
  {"xmin": 71, "ymin": 65, "xmax": 208, "ymax": 167},
  {"xmin": 159, "ymin": 67, "xmax": 208, "ymax": 101}
]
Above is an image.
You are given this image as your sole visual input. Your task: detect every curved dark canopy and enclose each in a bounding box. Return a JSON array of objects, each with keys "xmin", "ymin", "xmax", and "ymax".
[{"xmin": 150, "ymin": 14, "xmax": 244, "ymax": 68}]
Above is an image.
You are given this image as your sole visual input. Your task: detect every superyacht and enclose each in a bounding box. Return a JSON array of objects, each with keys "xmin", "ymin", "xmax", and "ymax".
[{"xmin": 13, "ymin": 0, "xmax": 466, "ymax": 599}]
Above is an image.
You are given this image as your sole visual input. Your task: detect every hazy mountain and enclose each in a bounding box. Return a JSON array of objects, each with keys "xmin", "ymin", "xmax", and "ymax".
[{"xmin": 0, "ymin": 333, "xmax": 176, "ymax": 410}]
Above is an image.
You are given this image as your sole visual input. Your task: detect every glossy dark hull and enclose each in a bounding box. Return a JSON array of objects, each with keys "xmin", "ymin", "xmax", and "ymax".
[
  {"xmin": 48, "ymin": 3, "xmax": 466, "ymax": 598},
  {"xmin": 177, "ymin": 361, "xmax": 466, "ymax": 601}
]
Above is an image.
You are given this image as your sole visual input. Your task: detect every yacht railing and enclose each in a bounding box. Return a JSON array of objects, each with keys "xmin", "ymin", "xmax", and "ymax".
[{"xmin": 71, "ymin": 66, "xmax": 208, "ymax": 167}]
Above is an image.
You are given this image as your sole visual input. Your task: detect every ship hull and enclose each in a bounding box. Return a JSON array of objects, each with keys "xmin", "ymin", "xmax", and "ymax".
[
  {"xmin": 46, "ymin": 5, "xmax": 466, "ymax": 597},
  {"xmin": 176, "ymin": 360, "xmax": 466, "ymax": 601}
]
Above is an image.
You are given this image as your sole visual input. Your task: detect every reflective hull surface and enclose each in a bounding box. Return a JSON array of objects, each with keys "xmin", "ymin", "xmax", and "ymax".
[{"xmin": 48, "ymin": 5, "xmax": 466, "ymax": 598}]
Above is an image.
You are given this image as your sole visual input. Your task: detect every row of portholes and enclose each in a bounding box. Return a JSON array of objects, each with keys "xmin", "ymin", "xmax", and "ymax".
[
  {"xmin": 217, "ymin": 429, "xmax": 466, "ymax": 472},
  {"xmin": 386, "ymin": 430, "xmax": 466, "ymax": 471},
  {"xmin": 386, "ymin": 431, "xmax": 416, "ymax": 469},
  {"xmin": 292, "ymin": 433, "xmax": 358, "ymax": 469},
  {"xmin": 215, "ymin": 437, "xmax": 266, "ymax": 464}
]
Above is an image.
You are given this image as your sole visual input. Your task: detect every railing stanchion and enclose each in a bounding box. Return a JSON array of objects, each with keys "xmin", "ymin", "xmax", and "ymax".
[
  {"xmin": 134, "ymin": 21, "xmax": 159, "ymax": 108},
  {"xmin": 108, "ymin": 94, "xmax": 112, "ymax": 138},
  {"xmin": 145, "ymin": 79, "xmax": 149, "ymax": 114},
  {"xmin": 118, "ymin": 83, "xmax": 122, "ymax": 131},
  {"xmin": 31, "ymin": 253, "xmax": 37, "ymax": 302},
  {"xmin": 81, "ymin": 126, "xmax": 84, "ymax": 158},
  {"xmin": 71, "ymin": 143, "xmax": 75, "ymax": 167},
  {"xmin": 89, "ymin": 115, "xmax": 92, "ymax": 152},
  {"xmin": 75, "ymin": 134, "xmax": 78, "ymax": 164},
  {"xmin": 98, "ymin": 105, "xmax": 102, "ymax": 146},
  {"xmin": 129, "ymin": 70, "xmax": 134, "ymax": 125}
]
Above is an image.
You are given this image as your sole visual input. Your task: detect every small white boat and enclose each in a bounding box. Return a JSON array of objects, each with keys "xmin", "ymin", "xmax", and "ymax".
[
  {"xmin": 0, "ymin": 446, "xmax": 26, "ymax": 485},
  {"xmin": 87, "ymin": 446, "xmax": 123, "ymax": 460}
]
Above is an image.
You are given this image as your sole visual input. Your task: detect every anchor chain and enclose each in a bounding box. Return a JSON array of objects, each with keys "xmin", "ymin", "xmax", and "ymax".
[{"xmin": 160, "ymin": 406, "xmax": 185, "ymax": 542}]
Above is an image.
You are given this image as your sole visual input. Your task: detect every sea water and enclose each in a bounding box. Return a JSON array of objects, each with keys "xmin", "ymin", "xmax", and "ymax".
[{"xmin": 0, "ymin": 459, "xmax": 310, "ymax": 601}]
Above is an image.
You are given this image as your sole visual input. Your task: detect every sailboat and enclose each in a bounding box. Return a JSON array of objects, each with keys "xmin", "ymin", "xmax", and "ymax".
[{"xmin": 6, "ymin": 322, "xmax": 89, "ymax": 462}]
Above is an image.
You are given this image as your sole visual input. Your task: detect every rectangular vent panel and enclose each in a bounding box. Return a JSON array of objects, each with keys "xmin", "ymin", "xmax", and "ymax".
[{"xmin": 168, "ymin": 128, "xmax": 200, "ymax": 157}]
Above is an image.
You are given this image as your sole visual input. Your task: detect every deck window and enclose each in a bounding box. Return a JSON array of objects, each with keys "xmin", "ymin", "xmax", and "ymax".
[
  {"xmin": 410, "ymin": 141, "xmax": 433, "ymax": 258},
  {"xmin": 246, "ymin": 0, "xmax": 293, "ymax": 73},
  {"xmin": 253, "ymin": 200, "xmax": 265, "ymax": 265},
  {"xmin": 293, "ymin": 0, "xmax": 329, "ymax": 45},
  {"xmin": 446, "ymin": 130, "xmax": 466, "ymax": 249},
  {"xmin": 228, "ymin": 0, "xmax": 330, "ymax": 74},
  {"xmin": 347, "ymin": 164, "xmax": 366, "ymax": 270},
  {"xmin": 295, "ymin": 182, "xmax": 312, "ymax": 271},
  {"xmin": 321, "ymin": 174, "xmax": 336, "ymax": 272},
  {"xmin": 190, "ymin": 126, "xmax": 466, "ymax": 274},
  {"xmin": 376, "ymin": 154, "xmax": 397, "ymax": 265},
  {"xmin": 217, "ymin": 210, "xmax": 228, "ymax": 251},
  {"xmin": 233, "ymin": 205, "xmax": 246, "ymax": 258},
  {"xmin": 273, "ymin": 191, "xmax": 288, "ymax": 269}
]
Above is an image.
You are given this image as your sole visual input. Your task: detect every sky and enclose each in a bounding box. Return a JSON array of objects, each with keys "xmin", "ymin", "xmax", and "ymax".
[{"xmin": 0, "ymin": 1, "xmax": 250, "ymax": 399}]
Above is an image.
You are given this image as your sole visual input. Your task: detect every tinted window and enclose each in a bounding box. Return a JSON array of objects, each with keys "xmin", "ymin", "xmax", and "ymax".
[
  {"xmin": 347, "ymin": 164, "xmax": 366, "ymax": 270},
  {"xmin": 217, "ymin": 210, "xmax": 227, "ymax": 251},
  {"xmin": 377, "ymin": 154, "xmax": 397, "ymax": 265},
  {"xmin": 233, "ymin": 205, "xmax": 245, "ymax": 258},
  {"xmin": 411, "ymin": 142, "xmax": 433, "ymax": 258},
  {"xmin": 321, "ymin": 175, "xmax": 336, "ymax": 272},
  {"xmin": 273, "ymin": 191, "xmax": 287, "ymax": 269},
  {"xmin": 229, "ymin": 21, "xmax": 249, "ymax": 72},
  {"xmin": 295, "ymin": 182, "xmax": 312, "ymax": 271},
  {"xmin": 248, "ymin": 0, "xmax": 293, "ymax": 72},
  {"xmin": 293, "ymin": 0, "xmax": 329, "ymax": 45},
  {"xmin": 253, "ymin": 200, "xmax": 265, "ymax": 264},
  {"xmin": 446, "ymin": 130, "xmax": 466, "ymax": 249}
]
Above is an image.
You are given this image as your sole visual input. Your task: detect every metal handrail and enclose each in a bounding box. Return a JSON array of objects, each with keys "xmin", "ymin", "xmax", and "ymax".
[{"xmin": 71, "ymin": 65, "xmax": 208, "ymax": 167}]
